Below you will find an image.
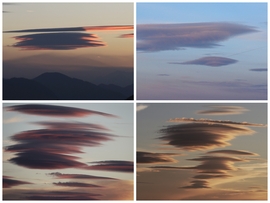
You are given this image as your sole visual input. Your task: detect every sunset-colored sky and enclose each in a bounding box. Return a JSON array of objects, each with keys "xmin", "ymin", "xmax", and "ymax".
[
  {"xmin": 137, "ymin": 3, "xmax": 267, "ymax": 100},
  {"xmin": 137, "ymin": 103, "xmax": 267, "ymax": 200},
  {"xmin": 3, "ymin": 103, "xmax": 133, "ymax": 200},
  {"xmin": 3, "ymin": 3, "xmax": 133, "ymax": 85}
]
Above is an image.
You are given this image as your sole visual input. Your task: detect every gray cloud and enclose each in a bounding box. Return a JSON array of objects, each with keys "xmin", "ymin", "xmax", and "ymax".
[
  {"xmin": 137, "ymin": 22, "xmax": 257, "ymax": 51},
  {"xmin": 197, "ymin": 105, "xmax": 249, "ymax": 115},
  {"xmin": 137, "ymin": 151, "xmax": 179, "ymax": 164},
  {"xmin": 249, "ymin": 68, "xmax": 267, "ymax": 72},
  {"xmin": 170, "ymin": 56, "xmax": 238, "ymax": 67}
]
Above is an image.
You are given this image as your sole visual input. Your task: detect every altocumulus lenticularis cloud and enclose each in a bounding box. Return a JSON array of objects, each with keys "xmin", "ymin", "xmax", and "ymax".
[{"xmin": 137, "ymin": 22, "xmax": 257, "ymax": 52}]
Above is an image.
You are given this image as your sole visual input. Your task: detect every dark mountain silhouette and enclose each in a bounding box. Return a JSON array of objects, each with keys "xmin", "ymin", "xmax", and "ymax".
[
  {"xmin": 3, "ymin": 78, "xmax": 58, "ymax": 100},
  {"xmin": 98, "ymin": 84, "xmax": 133, "ymax": 98},
  {"xmin": 100, "ymin": 71, "xmax": 133, "ymax": 87},
  {"xmin": 4, "ymin": 72, "xmax": 133, "ymax": 100}
]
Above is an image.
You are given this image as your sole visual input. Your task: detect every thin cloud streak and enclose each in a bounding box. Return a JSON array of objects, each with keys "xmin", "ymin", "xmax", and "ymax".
[
  {"xmin": 86, "ymin": 160, "xmax": 133, "ymax": 173},
  {"xmin": 197, "ymin": 105, "xmax": 249, "ymax": 115},
  {"xmin": 168, "ymin": 117, "xmax": 266, "ymax": 127},
  {"xmin": 170, "ymin": 56, "xmax": 237, "ymax": 67},
  {"xmin": 5, "ymin": 104, "xmax": 117, "ymax": 118},
  {"xmin": 48, "ymin": 172, "xmax": 118, "ymax": 180},
  {"xmin": 53, "ymin": 182, "xmax": 102, "ymax": 188},
  {"xmin": 137, "ymin": 151, "xmax": 179, "ymax": 164},
  {"xmin": 4, "ymin": 25, "xmax": 133, "ymax": 33}
]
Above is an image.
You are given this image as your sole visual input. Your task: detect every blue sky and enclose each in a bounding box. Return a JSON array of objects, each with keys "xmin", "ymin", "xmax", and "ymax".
[{"xmin": 137, "ymin": 3, "xmax": 267, "ymax": 100}]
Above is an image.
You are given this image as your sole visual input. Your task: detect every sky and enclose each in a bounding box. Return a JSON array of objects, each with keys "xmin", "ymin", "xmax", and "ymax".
[
  {"xmin": 3, "ymin": 103, "xmax": 133, "ymax": 200},
  {"xmin": 137, "ymin": 103, "xmax": 267, "ymax": 200},
  {"xmin": 137, "ymin": 3, "xmax": 267, "ymax": 100},
  {"xmin": 3, "ymin": 3, "xmax": 133, "ymax": 86}
]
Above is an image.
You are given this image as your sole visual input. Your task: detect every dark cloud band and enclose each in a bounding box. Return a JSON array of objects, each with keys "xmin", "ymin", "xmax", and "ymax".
[
  {"xmin": 12, "ymin": 32, "xmax": 105, "ymax": 50},
  {"xmin": 5, "ymin": 104, "xmax": 117, "ymax": 118},
  {"xmin": 137, "ymin": 151, "xmax": 178, "ymax": 164}
]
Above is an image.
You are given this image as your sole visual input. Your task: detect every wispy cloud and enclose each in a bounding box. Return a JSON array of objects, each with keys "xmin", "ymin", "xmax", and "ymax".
[
  {"xmin": 137, "ymin": 22, "xmax": 257, "ymax": 51},
  {"xmin": 196, "ymin": 105, "xmax": 249, "ymax": 115},
  {"xmin": 137, "ymin": 151, "xmax": 179, "ymax": 164},
  {"xmin": 137, "ymin": 104, "xmax": 149, "ymax": 111},
  {"xmin": 3, "ymin": 116, "xmax": 22, "ymax": 124},
  {"xmin": 5, "ymin": 104, "xmax": 117, "ymax": 118},
  {"xmin": 170, "ymin": 56, "xmax": 238, "ymax": 67}
]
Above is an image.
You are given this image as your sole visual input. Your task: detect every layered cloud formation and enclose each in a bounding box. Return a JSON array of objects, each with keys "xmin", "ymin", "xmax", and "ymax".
[
  {"xmin": 5, "ymin": 25, "xmax": 133, "ymax": 51},
  {"xmin": 137, "ymin": 22, "xmax": 257, "ymax": 51}
]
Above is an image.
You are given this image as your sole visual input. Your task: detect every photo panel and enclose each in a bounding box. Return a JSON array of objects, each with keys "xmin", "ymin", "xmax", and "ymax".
[
  {"xmin": 137, "ymin": 103, "xmax": 267, "ymax": 200},
  {"xmin": 136, "ymin": 3, "xmax": 267, "ymax": 100},
  {"xmin": 3, "ymin": 103, "xmax": 134, "ymax": 200},
  {"xmin": 3, "ymin": 2, "xmax": 134, "ymax": 100}
]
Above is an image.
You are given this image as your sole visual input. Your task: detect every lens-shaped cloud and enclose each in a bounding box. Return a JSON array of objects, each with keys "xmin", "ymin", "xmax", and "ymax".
[
  {"xmin": 168, "ymin": 117, "xmax": 266, "ymax": 127},
  {"xmin": 137, "ymin": 22, "xmax": 257, "ymax": 51},
  {"xmin": 12, "ymin": 32, "xmax": 105, "ymax": 50},
  {"xmin": 3, "ymin": 176, "xmax": 32, "ymax": 188},
  {"xmin": 5, "ymin": 104, "xmax": 117, "ymax": 118},
  {"xmin": 53, "ymin": 182, "xmax": 102, "ymax": 188},
  {"xmin": 137, "ymin": 151, "xmax": 179, "ymax": 164},
  {"xmin": 4, "ymin": 25, "xmax": 133, "ymax": 33},
  {"xmin": 86, "ymin": 160, "xmax": 133, "ymax": 173},
  {"xmin": 197, "ymin": 105, "xmax": 249, "ymax": 115},
  {"xmin": 207, "ymin": 149, "xmax": 259, "ymax": 156},
  {"xmin": 48, "ymin": 172, "xmax": 118, "ymax": 180},
  {"xmin": 170, "ymin": 56, "xmax": 238, "ymax": 67},
  {"xmin": 159, "ymin": 123, "xmax": 255, "ymax": 151}
]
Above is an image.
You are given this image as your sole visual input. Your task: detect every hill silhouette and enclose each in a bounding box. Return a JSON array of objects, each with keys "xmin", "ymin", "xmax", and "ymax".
[{"xmin": 4, "ymin": 72, "xmax": 133, "ymax": 100}]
